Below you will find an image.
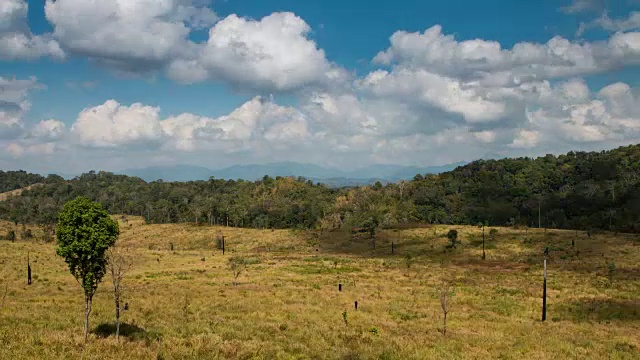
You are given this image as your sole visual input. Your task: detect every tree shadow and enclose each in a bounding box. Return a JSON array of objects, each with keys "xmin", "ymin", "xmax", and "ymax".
[
  {"xmin": 555, "ymin": 298, "xmax": 640, "ymax": 322},
  {"xmin": 93, "ymin": 322, "xmax": 147, "ymax": 340}
]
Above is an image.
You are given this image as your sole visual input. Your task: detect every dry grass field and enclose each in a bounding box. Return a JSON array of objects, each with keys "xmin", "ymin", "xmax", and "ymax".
[
  {"xmin": 0, "ymin": 217, "xmax": 639, "ymax": 359},
  {"xmin": 0, "ymin": 184, "xmax": 41, "ymax": 202}
]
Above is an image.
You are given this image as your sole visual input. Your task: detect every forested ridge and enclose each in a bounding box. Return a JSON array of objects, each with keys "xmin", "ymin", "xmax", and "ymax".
[{"xmin": 2, "ymin": 143, "xmax": 640, "ymax": 232}]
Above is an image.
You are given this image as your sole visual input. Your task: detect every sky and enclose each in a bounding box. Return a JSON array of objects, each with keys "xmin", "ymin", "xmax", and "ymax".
[{"xmin": 1, "ymin": 0, "xmax": 640, "ymax": 175}]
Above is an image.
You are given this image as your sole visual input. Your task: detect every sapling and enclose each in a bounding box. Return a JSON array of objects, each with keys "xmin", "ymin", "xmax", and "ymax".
[
  {"xmin": 440, "ymin": 281, "xmax": 450, "ymax": 336},
  {"xmin": 229, "ymin": 257, "xmax": 247, "ymax": 285},
  {"xmin": 107, "ymin": 245, "xmax": 133, "ymax": 341},
  {"xmin": 405, "ymin": 254, "xmax": 413, "ymax": 269}
]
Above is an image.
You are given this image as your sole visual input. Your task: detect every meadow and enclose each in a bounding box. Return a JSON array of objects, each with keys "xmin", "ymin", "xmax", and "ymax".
[{"xmin": 0, "ymin": 217, "xmax": 638, "ymax": 359}]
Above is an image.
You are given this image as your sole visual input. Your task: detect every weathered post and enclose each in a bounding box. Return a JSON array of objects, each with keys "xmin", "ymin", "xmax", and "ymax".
[
  {"xmin": 354, "ymin": 301, "xmax": 358, "ymax": 310},
  {"xmin": 482, "ymin": 225, "xmax": 486, "ymax": 260},
  {"xmin": 27, "ymin": 252, "xmax": 32, "ymax": 285},
  {"xmin": 338, "ymin": 284, "xmax": 342, "ymax": 292},
  {"xmin": 542, "ymin": 247, "xmax": 548, "ymax": 322}
]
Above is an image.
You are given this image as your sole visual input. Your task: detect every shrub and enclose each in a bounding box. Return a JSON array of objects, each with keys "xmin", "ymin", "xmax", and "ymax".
[
  {"xmin": 489, "ymin": 228, "xmax": 498, "ymax": 240},
  {"xmin": 447, "ymin": 230, "xmax": 458, "ymax": 248},
  {"xmin": 21, "ymin": 228, "xmax": 33, "ymax": 240},
  {"xmin": 4, "ymin": 230, "xmax": 16, "ymax": 242},
  {"xmin": 405, "ymin": 254, "xmax": 413, "ymax": 268}
]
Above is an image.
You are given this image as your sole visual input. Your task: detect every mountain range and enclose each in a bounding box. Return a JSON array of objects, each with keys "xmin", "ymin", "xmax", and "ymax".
[{"xmin": 117, "ymin": 161, "xmax": 467, "ymax": 186}]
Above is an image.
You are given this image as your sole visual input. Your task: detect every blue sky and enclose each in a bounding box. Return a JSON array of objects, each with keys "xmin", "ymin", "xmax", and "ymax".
[{"xmin": 1, "ymin": 0, "xmax": 640, "ymax": 174}]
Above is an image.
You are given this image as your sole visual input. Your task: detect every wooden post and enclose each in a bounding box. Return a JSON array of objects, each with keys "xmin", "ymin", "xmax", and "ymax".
[
  {"xmin": 27, "ymin": 252, "xmax": 32, "ymax": 285},
  {"xmin": 354, "ymin": 301, "xmax": 358, "ymax": 310},
  {"xmin": 542, "ymin": 247, "xmax": 548, "ymax": 322},
  {"xmin": 482, "ymin": 225, "xmax": 486, "ymax": 260},
  {"xmin": 338, "ymin": 284, "xmax": 342, "ymax": 292},
  {"xmin": 391, "ymin": 242, "xmax": 395, "ymax": 255},
  {"xmin": 222, "ymin": 238, "xmax": 225, "ymax": 255}
]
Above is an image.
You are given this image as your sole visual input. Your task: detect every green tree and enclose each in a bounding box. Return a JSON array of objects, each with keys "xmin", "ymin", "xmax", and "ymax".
[{"xmin": 56, "ymin": 197, "xmax": 119, "ymax": 342}]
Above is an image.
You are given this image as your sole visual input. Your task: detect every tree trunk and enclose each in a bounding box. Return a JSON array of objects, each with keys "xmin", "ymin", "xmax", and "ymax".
[
  {"xmin": 443, "ymin": 311, "xmax": 447, "ymax": 336},
  {"xmin": 84, "ymin": 294, "xmax": 92, "ymax": 342},
  {"xmin": 538, "ymin": 204, "xmax": 541, "ymax": 229},
  {"xmin": 482, "ymin": 226, "xmax": 486, "ymax": 260},
  {"xmin": 115, "ymin": 297, "xmax": 121, "ymax": 341}
]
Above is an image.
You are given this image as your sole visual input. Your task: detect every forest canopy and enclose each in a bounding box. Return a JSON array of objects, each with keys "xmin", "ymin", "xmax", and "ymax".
[{"xmin": 2, "ymin": 144, "xmax": 640, "ymax": 233}]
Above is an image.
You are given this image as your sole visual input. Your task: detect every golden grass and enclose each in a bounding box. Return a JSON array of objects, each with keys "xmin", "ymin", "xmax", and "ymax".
[
  {"xmin": 0, "ymin": 217, "xmax": 638, "ymax": 359},
  {"xmin": 0, "ymin": 184, "xmax": 42, "ymax": 202}
]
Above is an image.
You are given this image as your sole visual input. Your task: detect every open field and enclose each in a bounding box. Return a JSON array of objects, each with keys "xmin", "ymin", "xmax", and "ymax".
[
  {"xmin": 1, "ymin": 217, "xmax": 639, "ymax": 359},
  {"xmin": 0, "ymin": 184, "xmax": 41, "ymax": 202}
]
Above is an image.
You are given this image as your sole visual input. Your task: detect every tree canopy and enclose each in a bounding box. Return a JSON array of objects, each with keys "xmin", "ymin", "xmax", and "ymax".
[
  {"xmin": 2, "ymin": 143, "xmax": 640, "ymax": 233},
  {"xmin": 56, "ymin": 197, "xmax": 120, "ymax": 341}
]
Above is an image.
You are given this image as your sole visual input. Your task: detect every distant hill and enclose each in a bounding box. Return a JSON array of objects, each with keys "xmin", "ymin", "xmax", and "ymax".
[{"xmin": 117, "ymin": 161, "xmax": 467, "ymax": 185}]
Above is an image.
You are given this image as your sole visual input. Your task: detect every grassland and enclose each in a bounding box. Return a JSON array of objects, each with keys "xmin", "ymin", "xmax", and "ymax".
[{"xmin": 0, "ymin": 217, "xmax": 639, "ymax": 359}]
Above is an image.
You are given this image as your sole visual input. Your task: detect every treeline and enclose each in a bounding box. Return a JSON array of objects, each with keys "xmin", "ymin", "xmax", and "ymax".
[
  {"xmin": 0, "ymin": 172, "xmax": 338, "ymax": 229},
  {"xmin": 325, "ymin": 144, "xmax": 640, "ymax": 232},
  {"xmin": 2, "ymin": 144, "xmax": 640, "ymax": 232},
  {"xmin": 0, "ymin": 170, "xmax": 50, "ymax": 193}
]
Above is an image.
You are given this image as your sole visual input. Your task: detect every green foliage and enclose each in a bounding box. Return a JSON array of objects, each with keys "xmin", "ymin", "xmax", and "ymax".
[
  {"xmin": 489, "ymin": 228, "xmax": 498, "ymax": 240},
  {"xmin": 55, "ymin": 197, "xmax": 119, "ymax": 297},
  {"xmin": 0, "ymin": 170, "xmax": 47, "ymax": 193},
  {"xmin": 405, "ymin": 254, "xmax": 413, "ymax": 269},
  {"xmin": 447, "ymin": 230, "xmax": 458, "ymax": 248},
  {"xmin": 228, "ymin": 257, "xmax": 247, "ymax": 283},
  {"xmin": 4, "ymin": 144, "xmax": 640, "ymax": 233}
]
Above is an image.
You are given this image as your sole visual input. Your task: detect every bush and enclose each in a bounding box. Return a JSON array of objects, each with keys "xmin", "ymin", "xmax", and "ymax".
[
  {"xmin": 3, "ymin": 230, "xmax": 16, "ymax": 241},
  {"xmin": 216, "ymin": 233, "xmax": 224, "ymax": 250},
  {"xmin": 489, "ymin": 228, "xmax": 498, "ymax": 240},
  {"xmin": 21, "ymin": 228, "xmax": 33, "ymax": 240},
  {"xmin": 447, "ymin": 230, "xmax": 458, "ymax": 248}
]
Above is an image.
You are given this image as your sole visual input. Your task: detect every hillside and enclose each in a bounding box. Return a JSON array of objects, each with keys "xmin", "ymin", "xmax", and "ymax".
[
  {"xmin": 0, "ymin": 170, "xmax": 46, "ymax": 193},
  {"xmin": 0, "ymin": 218, "xmax": 638, "ymax": 359},
  {"xmin": 2, "ymin": 144, "xmax": 640, "ymax": 233},
  {"xmin": 0, "ymin": 184, "xmax": 42, "ymax": 202}
]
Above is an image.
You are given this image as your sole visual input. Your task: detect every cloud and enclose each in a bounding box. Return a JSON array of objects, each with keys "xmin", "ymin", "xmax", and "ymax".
[
  {"xmin": 42, "ymin": 2, "xmax": 344, "ymax": 93},
  {"xmin": 66, "ymin": 96, "xmax": 311, "ymax": 153},
  {"xmin": 161, "ymin": 96, "xmax": 311, "ymax": 151},
  {"xmin": 44, "ymin": 0, "xmax": 216, "ymax": 72},
  {"xmin": 578, "ymin": 12, "xmax": 640, "ymax": 36},
  {"xmin": 510, "ymin": 129, "xmax": 541, "ymax": 148},
  {"xmin": 524, "ymin": 81, "xmax": 640, "ymax": 144},
  {"xmin": 0, "ymin": 0, "xmax": 64, "ymax": 60},
  {"xmin": 373, "ymin": 25, "xmax": 640, "ymax": 84},
  {"xmin": 29, "ymin": 119, "xmax": 66, "ymax": 140},
  {"xmin": 358, "ymin": 68, "xmax": 507, "ymax": 122},
  {"xmin": 167, "ymin": 12, "xmax": 343, "ymax": 92},
  {"xmin": 0, "ymin": 76, "xmax": 43, "ymax": 139},
  {"xmin": 70, "ymin": 100, "xmax": 166, "ymax": 148},
  {"xmin": 559, "ymin": 0, "xmax": 605, "ymax": 14}
]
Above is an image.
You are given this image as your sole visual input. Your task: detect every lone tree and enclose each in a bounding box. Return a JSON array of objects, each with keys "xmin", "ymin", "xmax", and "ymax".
[
  {"xmin": 56, "ymin": 197, "xmax": 119, "ymax": 342},
  {"xmin": 107, "ymin": 245, "xmax": 133, "ymax": 342}
]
